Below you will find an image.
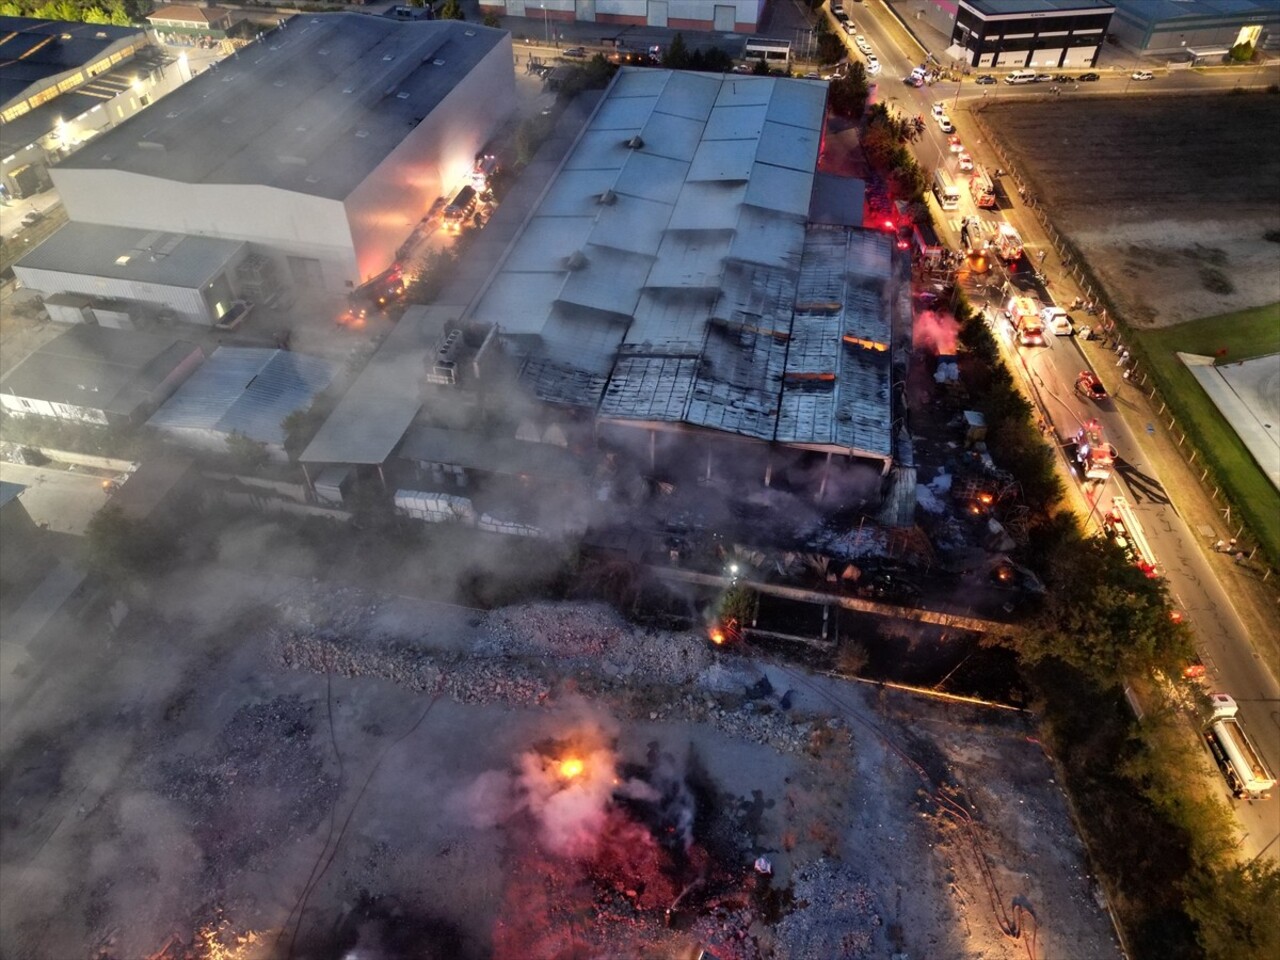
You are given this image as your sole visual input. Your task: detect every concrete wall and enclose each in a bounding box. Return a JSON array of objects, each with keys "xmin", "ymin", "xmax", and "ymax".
[
  {"xmin": 344, "ymin": 33, "xmax": 516, "ymax": 285},
  {"xmin": 51, "ymin": 168, "xmax": 359, "ymax": 293}
]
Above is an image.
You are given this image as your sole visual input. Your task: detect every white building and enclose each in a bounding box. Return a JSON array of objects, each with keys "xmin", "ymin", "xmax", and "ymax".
[
  {"xmin": 480, "ymin": 0, "xmax": 766, "ymax": 34},
  {"xmin": 50, "ymin": 15, "xmax": 515, "ymax": 296}
]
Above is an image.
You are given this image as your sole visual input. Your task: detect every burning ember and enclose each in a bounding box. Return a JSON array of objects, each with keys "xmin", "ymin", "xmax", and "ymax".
[
  {"xmin": 709, "ymin": 627, "xmax": 726, "ymax": 645},
  {"xmin": 559, "ymin": 756, "xmax": 585, "ymax": 780}
]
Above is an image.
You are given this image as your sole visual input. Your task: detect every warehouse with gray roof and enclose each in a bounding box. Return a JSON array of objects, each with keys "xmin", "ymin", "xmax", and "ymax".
[
  {"xmin": 49, "ymin": 15, "xmax": 515, "ymax": 296},
  {"xmin": 471, "ymin": 68, "xmax": 899, "ymax": 488}
]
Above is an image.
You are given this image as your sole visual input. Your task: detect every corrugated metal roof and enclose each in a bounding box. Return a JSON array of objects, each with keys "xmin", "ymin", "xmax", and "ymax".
[
  {"xmin": 148, "ymin": 347, "xmax": 336, "ymax": 445},
  {"xmin": 471, "ymin": 69, "xmax": 894, "ymax": 463},
  {"xmin": 300, "ymin": 305, "xmax": 450, "ymax": 464}
]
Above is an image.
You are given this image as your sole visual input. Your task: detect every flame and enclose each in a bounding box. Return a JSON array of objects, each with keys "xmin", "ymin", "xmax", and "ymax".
[
  {"xmin": 558, "ymin": 756, "xmax": 584, "ymax": 780},
  {"xmin": 195, "ymin": 926, "xmax": 262, "ymax": 960},
  {"xmin": 709, "ymin": 628, "xmax": 726, "ymax": 645}
]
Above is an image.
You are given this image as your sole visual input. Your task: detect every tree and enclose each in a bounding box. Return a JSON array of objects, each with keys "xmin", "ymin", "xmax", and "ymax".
[
  {"xmin": 1014, "ymin": 532, "xmax": 1192, "ymax": 682},
  {"xmin": 437, "ymin": 0, "xmax": 464, "ymax": 20},
  {"xmin": 1228, "ymin": 41, "xmax": 1254, "ymax": 62},
  {"xmin": 483, "ymin": 10, "xmax": 501, "ymax": 28},
  {"xmin": 663, "ymin": 32, "xmax": 690, "ymax": 70},
  {"xmin": 827, "ymin": 62, "xmax": 869, "ymax": 118},
  {"xmin": 1186, "ymin": 859, "xmax": 1280, "ymax": 959},
  {"xmin": 225, "ymin": 430, "xmax": 269, "ymax": 472},
  {"xmin": 282, "ymin": 403, "xmax": 328, "ymax": 463},
  {"xmin": 816, "ymin": 31, "xmax": 845, "ymax": 66},
  {"xmin": 85, "ymin": 503, "xmax": 172, "ymax": 581}
]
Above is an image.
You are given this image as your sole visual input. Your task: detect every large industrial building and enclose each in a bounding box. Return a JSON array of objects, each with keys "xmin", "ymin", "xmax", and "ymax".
[
  {"xmin": 48, "ymin": 15, "xmax": 515, "ymax": 296},
  {"xmin": 303, "ymin": 69, "xmax": 903, "ymax": 510},
  {"xmin": 943, "ymin": 0, "xmax": 1116, "ymax": 69},
  {"xmin": 479, "ymin": 0, "xmax": 766, "ymax": 34},
  {"xmin": 1109, "ymin": 0, "xmax": 1278, "ymax": 56},
  {"xmin": 0, "ymin": 17, "xmax": 185, "ymax": 199}
]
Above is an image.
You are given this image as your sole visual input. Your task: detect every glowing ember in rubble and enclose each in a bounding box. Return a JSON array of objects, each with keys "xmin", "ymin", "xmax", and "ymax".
[
  {"xmin": 559, "ymin": 756, "xmax": 585, "ymax": 779},
  {"xmin": 196, "ymin": 925, "xmax": 262, "ymax": 960}
]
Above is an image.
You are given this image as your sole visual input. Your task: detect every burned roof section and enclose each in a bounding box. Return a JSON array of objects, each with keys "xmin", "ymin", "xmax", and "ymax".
[{"xmin": 470, "ymin": 68, "xmax": 896, "ymax": 464}]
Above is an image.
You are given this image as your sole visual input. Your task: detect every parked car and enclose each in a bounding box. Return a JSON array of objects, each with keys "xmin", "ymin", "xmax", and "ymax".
[
  {"xmin": 865, "ymin": 55, "xmax": 880, "ymax": 75},
  {"xmin": 1042, "ymin": 307, "xmax": 1074, "ymax": 336},
  {"xmin": 842, "ymin": 20, "xmax": 856, "ymax": 34},
  {"xmin": 957, "ymin": 152, "xmax": 974, "ymax": 172},
  {"xmin": 1051, "ymin": 73, "xmax": 1072, "ymax": 83},
  {"xmin": 562, "ymin": 46, "xmax": 587, "ymax": 58},
  {"xmin": 936, "ymin": 115, "xmax": 954, "ymax": 133},
  {"xmin": 975, "ymin": 74, "xmax": 997, "ymax": 84},
  {"xmin": 1079, "ymin": 72, "xmax": 1100, "ymax": 81},
  {"xmin": 20, "ymin": 211, "xmax": 44, "ymax": 227},
  {"xmin": 1034, "ymin": 73, "xmax": 1053, "ymax": 83},
  {"xmin": 903, "ymin": 74, "xmax": 924, "ymax": 87},
  {"xmin": 931, "ymin": 102, "xmax": 946, "ymax": 118},
  {"xmin": 1131, "ymin": 69, "xmax": 1154, "ymax": 80},
  {"xmin": 948, "ymin": 134, "xmax": 963, "ymax": 153}
]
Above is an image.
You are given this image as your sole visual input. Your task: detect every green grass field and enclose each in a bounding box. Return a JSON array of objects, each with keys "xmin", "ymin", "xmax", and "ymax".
[{"xmin": 1131, "ymin": 304, "xmax": 1280, "ymax": 563}]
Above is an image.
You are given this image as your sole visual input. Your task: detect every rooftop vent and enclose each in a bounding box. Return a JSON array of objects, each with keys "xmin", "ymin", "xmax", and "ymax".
[
  {"xmin": 343, "ymin": 85, "xmax": 355, "ymax": 94},
  {"xmin": 305, "ymin": 175, "xmax": 321, "ymax": 184},
  {"xmin": 383, "ymin": 54, "xmax": 395, "ymax": 61},
  {"xmin": 355, "ymin": 129, "xmax": 369, "ymax": 138},
  {"xmin": 465, "ymin": 29, "xmax": 476, "ymax": 36},
  {"xmin": 396, "ymin": 91, "xmax": 410, "ymax": 99},
  {"xmin": 221, "ymin": 116, "xmax": 234, "ymax": 124},
  {"xmin": 597, "ymin": 189, "xmax": 618, "ymax": 206},
  {"xmin": 273, "ymin": 80, "xmax": 285, "ymax": 87},
  {"xmin": 319, "ymin": 48, "xmax": 329, "ymax": 55},
  {"xmin": 433, "ymin": 58, "xmax": 446, "ymax": 66},
  {"xmin": 563, "ymin": 250, "xmax": 589, "ymax": 271},
  {"xmin": 625, "ymin": 135, "xmax": 644, "ymax": 149},
  {"xmin": 137, "ymin": 140, "xmax": 166, "ymax": 152}
]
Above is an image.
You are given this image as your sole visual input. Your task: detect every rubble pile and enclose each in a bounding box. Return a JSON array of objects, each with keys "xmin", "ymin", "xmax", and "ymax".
[
  {"xmin": 476, "ymin": 601, "xmax": 714, "ymax": 685},
  {"xmin": 771, "ymin": 859, "xmax": 887, "ymax": 959},
  {"xmin": 156, "ymin": 696, "xmax": 337, "ymax": 869},
  {"xmin": 270, "ymin": 592, "xmax": 838, "ymax": 757}
]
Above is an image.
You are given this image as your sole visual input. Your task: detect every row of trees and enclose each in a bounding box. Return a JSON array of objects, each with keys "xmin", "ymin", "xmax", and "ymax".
[
  {"xmin": 943, "ymin": 298, "xmax": 1278, "ymax": 956},
  {"xmin": 0, "ymin": 0, "xmax": 143, "ymax": 24}
]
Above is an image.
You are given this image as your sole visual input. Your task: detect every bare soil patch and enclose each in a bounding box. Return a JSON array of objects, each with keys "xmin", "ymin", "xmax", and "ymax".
[{"xmin": 978, "ymin": 94, "xmax": 1280, "ymax": 327}]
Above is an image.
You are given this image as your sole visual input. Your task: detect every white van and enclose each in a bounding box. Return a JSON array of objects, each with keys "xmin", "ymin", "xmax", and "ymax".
[{"xmin": 1005, "ymin": 70, "xmax": 1037, "ymax": 84}]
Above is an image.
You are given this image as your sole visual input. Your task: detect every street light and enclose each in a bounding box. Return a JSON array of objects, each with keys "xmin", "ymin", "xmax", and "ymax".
[{"xmin": 542, "ymin": 3, "xmax": 549, "ymax": 47}]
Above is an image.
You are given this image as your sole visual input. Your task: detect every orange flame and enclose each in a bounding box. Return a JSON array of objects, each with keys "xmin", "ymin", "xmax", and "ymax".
[
  {"xmin": 709, "ymin": 628, "xmax": 726, "ymax": 645},
  {"xmin": 559, "ymin": 757, "xmax": 584, "ymax": 780}
]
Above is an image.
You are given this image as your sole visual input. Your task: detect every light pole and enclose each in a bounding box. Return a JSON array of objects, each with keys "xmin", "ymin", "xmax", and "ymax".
[{"xmin": 542, "ymin": 4, "xmax": 549, "ymax": 47}]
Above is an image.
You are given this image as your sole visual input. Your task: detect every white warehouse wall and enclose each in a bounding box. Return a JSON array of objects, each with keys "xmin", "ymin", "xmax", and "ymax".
[
  {"xmin": 344, "ymin": 32, "xmax": 516, "ymax": 285},
  {"xmin": 50, "ymin": 169, "xmax": 358, "ymax": 292}
]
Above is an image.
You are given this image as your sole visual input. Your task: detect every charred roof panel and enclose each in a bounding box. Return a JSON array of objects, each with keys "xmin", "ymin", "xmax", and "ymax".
[
  {"xmin": 728, "ymin": 207, "xmax": 806, "ymax": 269},
  {"xmin": 647, "ymin": 233, "xmax": 730, "ymax": 290},
  {"xmin": 599, "ymin": 355, "xmax": 697, "ymax": 421}
]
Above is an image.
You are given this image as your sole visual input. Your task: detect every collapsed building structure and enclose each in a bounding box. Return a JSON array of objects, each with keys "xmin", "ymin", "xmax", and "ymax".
[{"xmin": 303, "ymin": 69, "xmax": 909, "ymax": 518}]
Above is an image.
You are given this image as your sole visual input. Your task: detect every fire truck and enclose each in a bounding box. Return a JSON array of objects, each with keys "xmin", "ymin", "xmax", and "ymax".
[
  {"xmin": 1104, "ymin": 495, "xmax": 1160, "ymax": 578},
  {"xmin": 1206, "ymin": 694, "xmax": 1276, "ymax": 799},
  {"xmin": 1005, "ymin": 295, "xmax": 1044, "ymax": 346},
  {"xmin": 970, "ymin": 163, "xmax": 997, "ymax": 209},
  {"xmin": 993, "ymin": 222, "xmax": 1023, "ymax": 261},
  {"xmin": 1072, "ymin": 418, "xmax": 1116, "ymax": 483}
]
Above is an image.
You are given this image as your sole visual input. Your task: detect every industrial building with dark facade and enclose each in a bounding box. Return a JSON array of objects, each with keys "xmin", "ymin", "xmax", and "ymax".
[{"xmin": 944, "ymin": 0, "xmax": 1116, "ymax": 69}]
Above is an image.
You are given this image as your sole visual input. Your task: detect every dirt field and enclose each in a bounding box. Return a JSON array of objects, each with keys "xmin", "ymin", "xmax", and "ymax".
[
  {"xmin": 0, "ymin": 556, "xmax": 1121, "ymax": 960},
  {"xmin": 978, "ymin": 94, "xmax": 1280, "ymax": 328}
]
